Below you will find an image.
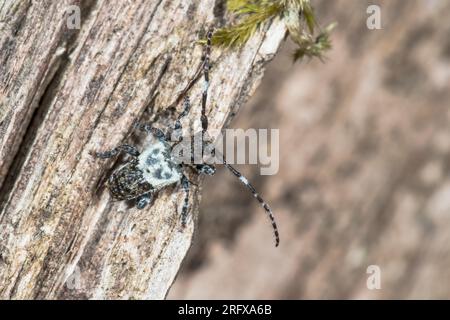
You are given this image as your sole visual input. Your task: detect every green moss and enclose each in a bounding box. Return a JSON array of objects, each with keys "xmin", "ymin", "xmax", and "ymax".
[
  {"xmin": 292, "ymin": 22, "xmax": 336, "ymax": 62},
  {"xmin": 212, "ymin": 2, "xmax": 282, "ymax": 47},
  {"xmin": 211, "ymin": 0, "xmax": 335, "ymax": 62}
]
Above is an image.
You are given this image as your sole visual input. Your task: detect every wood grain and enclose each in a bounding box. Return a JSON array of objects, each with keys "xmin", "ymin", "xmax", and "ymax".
[{"xmin": 0, "ymin": 0, "xmax": 285, "ymax": 299}]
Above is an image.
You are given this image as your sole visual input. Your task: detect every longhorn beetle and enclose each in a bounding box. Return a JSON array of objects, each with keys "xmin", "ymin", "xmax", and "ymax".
[{"xmin": 94, "ymin": 30, "xmax": 280, "ymax": 246}]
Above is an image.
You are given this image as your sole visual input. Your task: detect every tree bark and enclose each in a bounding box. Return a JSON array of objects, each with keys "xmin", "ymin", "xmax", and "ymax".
[{"xmin": 0, "ymin": 0, "xmax": 285, "ymax": 299}]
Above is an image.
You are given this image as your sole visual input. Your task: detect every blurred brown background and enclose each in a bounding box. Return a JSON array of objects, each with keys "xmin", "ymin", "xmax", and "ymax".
[{"xmin": 169, "ymin": 0, "xmax": 450, "ymax": 299}]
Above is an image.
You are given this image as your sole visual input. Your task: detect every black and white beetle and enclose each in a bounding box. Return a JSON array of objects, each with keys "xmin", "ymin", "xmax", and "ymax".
[{"xmin": 94, "ymin": 31, "xmax": 280, "ymax": 247}]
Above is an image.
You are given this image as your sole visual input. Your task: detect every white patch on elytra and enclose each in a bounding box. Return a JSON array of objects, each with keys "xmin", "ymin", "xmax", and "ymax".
[{"xmin": 137, "ymin": 139, "xmax": 181, "ymax": 189}]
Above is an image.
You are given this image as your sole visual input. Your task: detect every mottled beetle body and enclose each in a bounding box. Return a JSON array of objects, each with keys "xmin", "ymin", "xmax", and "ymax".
[
  {"xmin": 107, "ymin": 159, "xmax": 151, "ymax": 201},
  {"xmin": 137, "ymin": 138, "xmax": 182, "ymax": 189},
  {"xmin": 107, "ymin": 137, "xmax": 181, "ymax": 201},
  {"xmin": 95, "ymin": 31, "xmax": 280, "ymax": 246},
  {"xmin": 104, "ymin": 134, "xmax": 185, "ymax": 210}
]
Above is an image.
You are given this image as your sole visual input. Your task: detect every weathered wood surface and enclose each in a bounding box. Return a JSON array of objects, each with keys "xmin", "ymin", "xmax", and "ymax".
[{"xmin": 0, "ymin": 0, "xmax": 285, "ymax": 299}]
